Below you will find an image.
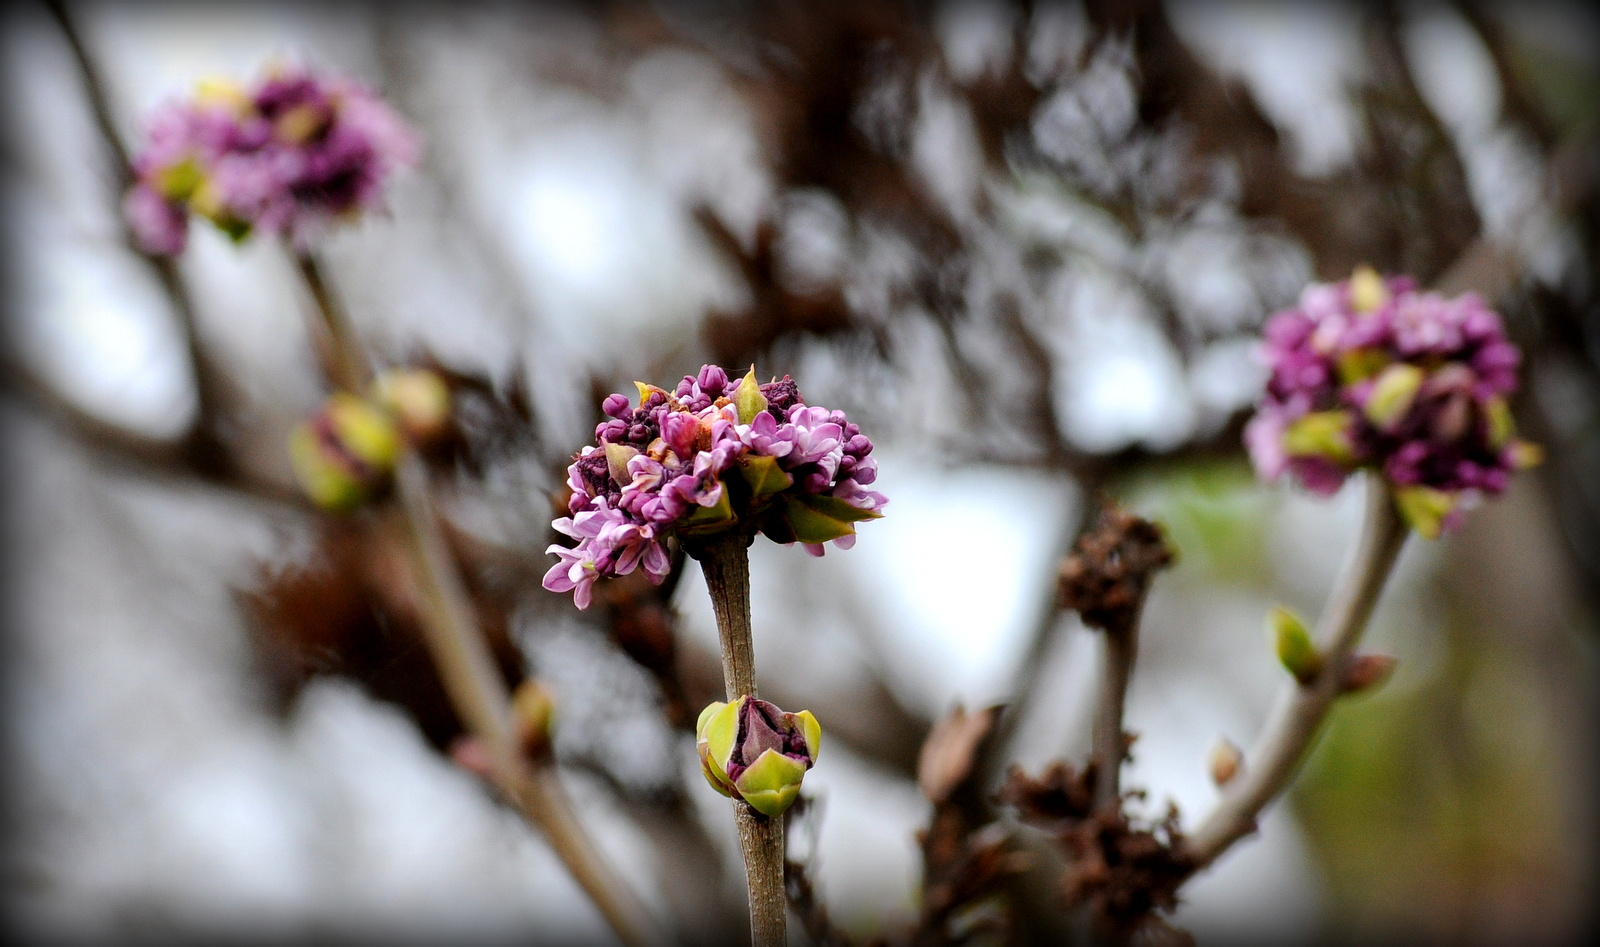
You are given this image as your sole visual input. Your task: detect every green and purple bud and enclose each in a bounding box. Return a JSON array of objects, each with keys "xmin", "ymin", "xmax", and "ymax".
[
  {"xmin": 288, "ymin": 392, "xmax": 402, "ymax": 511},
  {"xmin": 696, "ymin": 696, "xmax": 820, "ymax": 818}
]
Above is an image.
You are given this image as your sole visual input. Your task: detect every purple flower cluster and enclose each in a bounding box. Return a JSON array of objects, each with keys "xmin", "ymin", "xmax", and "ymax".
[
  {"xmin": 1245, "ymin": 267, "xmax": 1540, "ymax": 537},
  {"xmin": 124, "ymin": 68, "xmax": 418, "ymax": 255},
  {"xmin": 544, "ymin": 366, "xmax": 886, "ymax": 608}
]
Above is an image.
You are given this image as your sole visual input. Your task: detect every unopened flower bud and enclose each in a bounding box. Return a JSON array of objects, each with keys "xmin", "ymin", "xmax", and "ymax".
[
  {"xmin": 1208, "ymin": 737, "xmax": 1243, "ymax": 787},
  {"xmin": 696, "ymin": 696, "xmax": 820, "ymax": 817},
  {"xmin": 512, "ymin": 680, "xmax": 556, "ymax": 758},
  {"xmin": 373, "ymin": 368, "xmax": 452, "ymax": 446},
  {"xmin": 1340, "ymin": 653, "xmax": 1397, "ymax": 695},
  {"xmin": 1269, "ymin": 606, "xmax": 1322, "ymax": 685},
  {"xmin": 288, "ymin": 393, "xmax": 402, "ymax": 510}
]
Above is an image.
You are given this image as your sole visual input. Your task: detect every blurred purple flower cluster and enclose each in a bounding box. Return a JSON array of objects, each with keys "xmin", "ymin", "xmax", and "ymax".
[
  {"xmin": 1246, "ymin": 267, "xmax": 1540, "ymax": 537},
  {"xmin": 124, "ymin": 67, "xmax": 418, "ymax": 255},
  {"xmin": 544, "ymin": 365, "xmax": 886, "ymax": 608}
]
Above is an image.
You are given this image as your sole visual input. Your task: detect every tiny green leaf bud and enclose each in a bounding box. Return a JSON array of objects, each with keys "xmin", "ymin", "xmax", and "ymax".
[
  {"xmin": 1363, "ymin": 364, "xmax": 1424, "ymax": 430},
  {"xmin": 1282, "ymin": 411, "xmax": 1355, "ymax": 465},
  {"xmin": 1340, "ymin": 653, "xmax": 1397, "ymax": 695},
  {"xmin": 1208, "ymin": 737, "xmax": 1243, "ymax": 787},
  {"xmin": 373, "ymin": 368, "xmax": 452, "ymax": 446},
  {"xmin": 1269, "ymin": 606, "xmax": 1322, "ymax": 685},
  {"xmin": 1483, "ymin": 396, "xmax": 1515, "ymax": 450},
  {"xmin": 695, "ymin": 696, "xmax": 819, "ymax": 817},
  {"xmin": 1394, "ymin": 485, "xmax": 1456, "ymax": 540},
  {"xmin": 512, "ymin": 680, "xmax": 555, "ymax": 757}
]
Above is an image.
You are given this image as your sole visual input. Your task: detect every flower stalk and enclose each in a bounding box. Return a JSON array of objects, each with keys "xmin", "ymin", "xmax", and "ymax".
[
  {"xmin": 695, "ymin": 532, "xmax": 788, "ymax": 947},
  {"xmin": 1179, "ymin": 474, "xmax": 1408, "ymax": 868},
  {"xmin": 293, "ymin": 251, "xmax": 661, "ymax": 947}
]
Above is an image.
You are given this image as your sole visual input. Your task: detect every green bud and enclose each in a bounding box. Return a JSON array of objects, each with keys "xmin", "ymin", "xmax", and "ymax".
[
  {"xmin": 695, "ymin": 696, "xmax": 819, "ymax": 817},
  {"xmin": 1363, "ymin": 364, "xmax": 1424, "ymax": 430},
  {"xmin": 288, "ymin": 393, "xmax": 402, "ymax": 511},
  {"xmin": 373, "ymin": 368, "xmax": 453, "ymax": 446},
  {"xmin": 1282, "ymin": 411, "xmax": 1355, "ymax": 465},
  {"xmin": 1393, "ymin": 485, "xmax": 1455, "ymax": 540},
  {"xmin": 1269, "ymin": 606, "xmax": 1322, "ymax": 685},
  {"xmin": 512, "ymin": 680, "xmax": 556, "ymax": 756},
  {"xmin": 732, "ymin": 367, "xmax": 769, "ymax": 424}
]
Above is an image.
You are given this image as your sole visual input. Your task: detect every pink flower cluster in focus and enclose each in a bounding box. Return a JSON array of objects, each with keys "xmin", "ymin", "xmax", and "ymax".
[{"xmin": 544, "ymin": 366, "xmax": 886, "ymax": 608}]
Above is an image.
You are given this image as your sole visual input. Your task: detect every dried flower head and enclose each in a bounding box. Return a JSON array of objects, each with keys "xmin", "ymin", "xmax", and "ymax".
[
  {"xmin": 1246, "ymin": 266, "xmax": 1541, "ymax": 537},
  {"xmin": 125, "ymin": 66, "xmax": 418, "ymax": 254},
  {"xmin": 543, "ymin": 366, "xmax": 885, "ymax": 609}
]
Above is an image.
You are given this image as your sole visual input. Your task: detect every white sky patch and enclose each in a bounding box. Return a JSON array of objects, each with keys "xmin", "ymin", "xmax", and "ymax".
[
  {"xmin": 12, "ymin": 197, "xmax": 196, "ymax": 438},
  {"xmin": 853, "ymin": 455, "xmax": 1075, "ymax": 714},
  {"xmin": 1057, "ymin": 282, "xmax": 1196, "ymax": 452}
]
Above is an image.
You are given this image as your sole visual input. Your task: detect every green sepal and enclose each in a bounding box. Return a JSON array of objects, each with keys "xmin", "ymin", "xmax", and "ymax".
[
  {"xmin": 604, "ymin": 443, "xmax": 640, "ymax": 487},
  {"xmin": 736, "ymin": 454, "xmax": 794, "ymax": 498},
  {"xmin": 682, "ymin": 487, "xmax": 737, "ymax": 532},
  {"xmin": 732, "ymin": 367, "xmax": 768, "ymax": 424},
  {"xmin": 1337, "ymin": 347, "xmax": 1391, "ymax": 385},
  {"xmin": 777, "ymin": 495, "xmax": 857, "ymax": 544},
  {"xmin": 1363, "ymin": 364, "xmax": 1424, "ymax": 429},
  {"xmin": 1484, "ymin": 397, "xmax": 1515, "ymax": 449},
  {"xmin": 1394, "ymin": 485, "xmax": 1455, "ymax": 540},
  {"xmin": 734, "ymin": 749, "xmax": 808, "ymax": 817},
  {"xmin": 1269, "ymin": 606, "xmax": 1322, "ymax": 685},
  {"xmin": 794, "ymin": 492, "xmax": 882, "ymax": 524},
  {"xmin": 695, "ymin": 698, "xmax": 742, "ymax": 795},
  {"xmin": 1348, "ymin": 264, "xmax": 1389, "ymax": 313},
  {"xmin": 1282, "ymin": 410, "xmax": 1355, "ymax": 465},
  {"xmin": 156, "ymin": 158, "xmax": 205, "ymax": 202},
  {"xmin": 789, "ymin": 710, "xmax": 821, "ymax": 760}
]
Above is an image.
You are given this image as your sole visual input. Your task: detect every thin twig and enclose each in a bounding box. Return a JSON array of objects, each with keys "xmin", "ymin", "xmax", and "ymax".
[
  {"xmin": 292, "ymin": 253, "xmax": 663, "ymax": 947},
  {"xmin": 1091, "ymin": 623, "xmax": 1138, "ymax": 811},
  {"xmin": 1180, "ymin": 475, "xmax": 1408, "ymax": 868},
  {"xmin": 696, "ymin": 534, "xmax": 788, "ymax": 947}
]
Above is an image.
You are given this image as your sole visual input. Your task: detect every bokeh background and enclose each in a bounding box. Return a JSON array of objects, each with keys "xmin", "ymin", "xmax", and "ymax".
[{"xmin": 4, "ymin": 1, "xmax": 1598, "ymax": 944}]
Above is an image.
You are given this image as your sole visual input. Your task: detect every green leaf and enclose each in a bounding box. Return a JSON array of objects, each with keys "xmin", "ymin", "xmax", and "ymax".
[
  {"xmin": 1269, "ymin": 606, "xmax": 1322, "ymax": 685},
  {"xmin": 604, "ymin": 443, "xmax": 640, "ymax": 486},
  {"xmin": 793, "ymin": 492, "xmax": 882, "ymax": 523},
  {"xmin": 732, "ymin": 367, "xmax": 768, "ymax": 424},
  {"xmin": 778, "ymin": 495, "xmax": 857, "ymax": 544},
  {"xmin": 736, "ymin": 455, "xmax": 794, "ymax": 498},
  {"xmin": 682, "ymin": 488, "xmax": 737, "ymax": 532},
  {"xmin": 1363, "ymin": 364, "xmax": 1424, "ymax": 429}
]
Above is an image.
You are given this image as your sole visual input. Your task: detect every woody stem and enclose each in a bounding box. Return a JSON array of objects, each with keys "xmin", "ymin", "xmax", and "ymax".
[{"xmin": 698, "ymin": 534, "xmax": 787, "ymax": 947}]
